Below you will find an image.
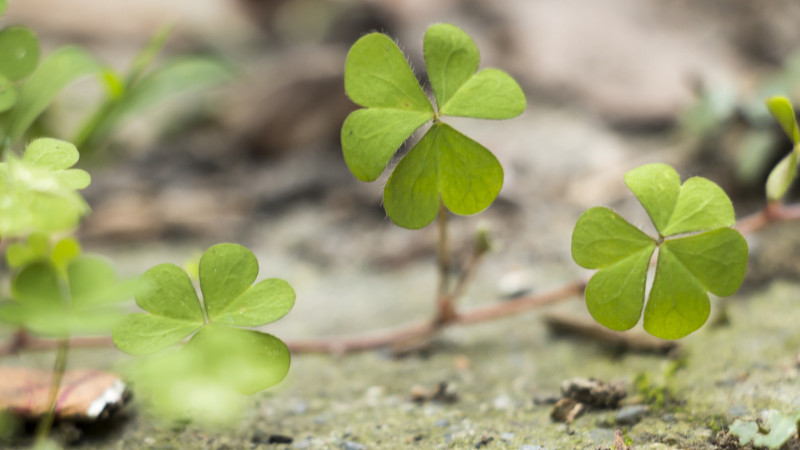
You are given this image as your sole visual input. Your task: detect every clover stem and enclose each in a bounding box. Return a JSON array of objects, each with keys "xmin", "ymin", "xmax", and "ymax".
[
  {"xmin": 435, "ymin": 200, "xmax": 456, "ymax": 324},
  {"xmin": 35, "ymin": 337, "xmax": 69, "ymax": 444}
]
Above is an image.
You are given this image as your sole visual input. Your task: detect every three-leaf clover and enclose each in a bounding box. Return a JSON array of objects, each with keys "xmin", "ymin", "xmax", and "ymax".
[
  {"xmin": 764, "ymin": 96, "xmax": 800, "ymax": 201},
  {"xmin": 572, "ymin": 163, "xmax": 748, "ymax": 339},
  {"xmin": 0, "ymin": 138, "xmax": 91, "ymax": 236},
  {"xmin": 112, "ymin": 243, "xmax": 295, "ymax": 394},
  {"xmin": 341, "ymin": 23, "xmax": 526, "ymax": 229}
]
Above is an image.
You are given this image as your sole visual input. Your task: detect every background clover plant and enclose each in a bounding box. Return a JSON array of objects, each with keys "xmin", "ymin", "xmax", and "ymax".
[
  {"xmin": 112, "ymin": 243, "xmax": 295, "ymax": 421},
  {"xmin": 764, "ymin": 96, "xmax": 800, "ymax": 201},
  {"xmin": 572, "ymin": 163, "xmax": 748, "ymax": 339},
  {"xmin": 341, "ymin": 23, "xmax": 525, "ymax": 229}
]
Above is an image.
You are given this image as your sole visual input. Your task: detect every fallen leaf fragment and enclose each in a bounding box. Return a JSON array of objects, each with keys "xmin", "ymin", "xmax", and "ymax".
[{"xmin": 0, "ymin": 367, "xmax": 129, "ymax": 421}]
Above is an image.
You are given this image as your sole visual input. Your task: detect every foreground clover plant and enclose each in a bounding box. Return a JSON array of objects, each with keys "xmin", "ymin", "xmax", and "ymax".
[
  {"xmin": 342, "ymin": 23, "xmax": 525, "ymax": 229},
  {"xmin": 572, "ymin": 164, "xmax": 748, "ymax": 339},
  {"xmin": 112, "ymin": 243, "xmax": 295, "ymax": 420}
]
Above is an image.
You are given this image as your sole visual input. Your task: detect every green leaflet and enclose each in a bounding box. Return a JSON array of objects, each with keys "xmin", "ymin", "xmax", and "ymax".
[
  {"xmin": 341, "ymin": 23, "xmax": 525, "ymax": 229},
  {"xmin": 0, "ymin": 27, "xmax": 39, "ymax": 81},
  {"xmin": 112, "ymin": 243, "xmax": 294, "ymax": 367},
  {"xmin": 0, "ymin": 0, "xmax": 7, "ymax": 17},
  {"xmin": 766, "ymin": 96, "xmax": 799, "ymax": 144},
  {"xmin": 0, "ymin": 138, "xmax": 91, "ymax": 236},
  {"xmin": 0, "ymin": 256, "xmax": 131, "ymax": 337},
  {"xmin": 383, "ymin": 123, "xmax": 503, "ymax": 229},
  {"xmin": 572, "ymin": 163, "xmax": 748, "ymax": 339},
  {"xmin": 6, "ymin": 46, "xmax": 101, "ymax": 144}
]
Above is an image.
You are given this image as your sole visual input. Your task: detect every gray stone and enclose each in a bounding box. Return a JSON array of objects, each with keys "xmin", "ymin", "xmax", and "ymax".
[{"xmin": 615, "ymin": 405, "xmax": 650, "ymax": 425}]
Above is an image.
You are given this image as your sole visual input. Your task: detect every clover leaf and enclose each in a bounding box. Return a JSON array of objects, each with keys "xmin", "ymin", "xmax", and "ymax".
[
  {"xmin": 572, "ymin": 163, "xmax": 748, "ymax": 339},
  {"xmin": 112, "ymin": 243, "xmax": 294, "ymax": 394},
  {"xmin": 0, "ymin": 255, "xmax": 132, "ymax": 337},
  {"xmin": 764, "ymin": 96, "xmax": 800, "ymax": 201},
  {"xmin": 0, "ymin": 138, "xmax": 91, "ymax": 236},
  {"xmin": 341, "ymin": 23, "xmax": 525, "ymax": 229},
  {"xmin": 0, "ymin": 26, "xmax": 39, "ymax": 82}
]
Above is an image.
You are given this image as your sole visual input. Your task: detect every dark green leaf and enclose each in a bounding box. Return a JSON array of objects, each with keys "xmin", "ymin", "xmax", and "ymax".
[
  {"xmin": 384, "ymin": 123, "xmax": 503, "ymax": 229},
  {"xmin": 0, "ymin": 27, "xmax": 39, "ymax": 81},
  {"xmin": 643, "ymin": 246, "xmax": 710, "ymax": 339},
  {"xmin": 585, "ymin": 247, "xmax": 654, "ymax": 331}
]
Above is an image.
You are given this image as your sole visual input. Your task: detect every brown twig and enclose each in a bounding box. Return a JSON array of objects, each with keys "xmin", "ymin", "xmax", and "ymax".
[{"xmin": 735, "ymin": 201, "xmax": 800, "ymax": 234}]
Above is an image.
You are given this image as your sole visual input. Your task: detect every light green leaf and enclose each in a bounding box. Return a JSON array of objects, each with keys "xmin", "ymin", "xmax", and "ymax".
[
  {"xmin": 77, "ymin": 57, "xmax": 232, "ymax": 150},
  {"xmin": 344, "ymin": 33, "xmax": 432, "ymax": 112},
  {"xmin": 423, "ymin": 24, "xmax": 525, "ymax": 119},
  {"xmin": 643, "ymin": 247, "xmax": 710, "ymax": 339},
  {"xmin": 136, "ymin": 263, "xmax": 205, "ymax": 322},
  {"xmin": 0, "ymin": 76, "xmax": 17, "ymax": 113},
  {"xmin": 125, "ymin": 24, "xmax": 173, "ymax": 86},
  {"xmin": 23, "ymin": 138, "xmax": 79, "ymax": 170},
  {"xmin": 341, "ymin": 108, "xmax": 432, "ymax": 181},
  {"xmin": 112, "ymin": 314, "xmax": 203, "ymax": 355},
  {"xmin": 51, "ymin": 237, "xmax": 81, "ymax": 272},
  {"xmin": 201, "ymin": 243, "xmax": 295, "ymax": 327},
  {"xmin": 6, "ymin": 233, "xmax": 49, "ymax": 268},
  {"xmin": 423, "ymin": 23, "xmax": 479, "ymax": 109},
  {"xmin": 186, "ymin": 325, "xmax": 291, "ymax": 394},
  {"xmin": 572, "ymin": 207, "xmax": 654, "ymax": 269},
  {"xmin": 766, "ymin": 150, "xmax": 797, "ymax": 201},
  {"xmin": 663, "ymin": 229, "xmax": 748, "ymax": 297},
  {"xmin": 0, "ymin": 27, "xmax": 39, "ymax": 81},
  {"xmin": 624, "ymin": 163, "xmax": 681, "ymax": 234},
  {"xmin": 3, "ymin": 257, "xmax": 129, "ymax": 336},
  {"xmin": 624, "ymin": 163, "xmax": 734, "ymax": 236},
  {"xmin": 0, "ymin": 0, "xmax": 7, "ymax": 17},
  {"xmin": 662, "ymin": 177, "xmax": 735, "ymax": 235},
  {"xmin": 6, "ymin": 46, "xmax": 101, "ymax": 143},
  {"xmin": 585, "ymin": 248, "xmax": 654, "ymax": 331},
  {"xmin": 439, "ymin": 69, "xmax": 526, "ymax": 119},
  {"xmin": 766, "ymin": 96, "xmax": 799, "ymax": 144},
  {"xmin": 384, "ymin": 123, "xmax": 503, "ymax": 229}
]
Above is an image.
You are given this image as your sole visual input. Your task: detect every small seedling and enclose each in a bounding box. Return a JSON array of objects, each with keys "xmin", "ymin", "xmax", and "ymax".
[
  {"xmin": 341, "ymin": 23, "xmax": 525, "ymax": 229},
  {"xmin": 730, "ymin": 409, "xmax": 800, "ymax": 449},
  {"xmin": 112, "ymin": 243, "xmax": 295, "ymax": 421},
  {"xmin": 764, "ymin": 96, "xmax": 800, "ymax": 201},
  {"xmin": 572, "ymin": 163, "xmax": 748, "ymax": 339}
]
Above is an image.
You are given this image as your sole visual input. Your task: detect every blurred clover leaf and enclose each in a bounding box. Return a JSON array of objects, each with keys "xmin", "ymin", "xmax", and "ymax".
[
  {"xmin": 0, "ymin": 254, "xmax": 133, "ymax": 337},
  {"xmin": 6, "ymin": 232, "xmax": 81, "ymax": 274},
  {"xmin": 730, "ymin": 410, "xmax": 800, "ymax": 449},
  {"xmin": 341, "ymin": 23, "xmax": 525, "ymax": 229},
  {"xmin": 0, "ymin": 26, "xmax": 40, "ymax": 82},
  {"xmin": 112, "ymin": 243, "xmax": 294, "ymax": 395},
  {"xmin": 0, "ymin": 138, "xmax": 91, "ymax": 236},
  {"xmin": 572, "ymin": 163, "xmax": 748, "ymax": 339},
  {"xmin": 764, "ymin": 96, "xmax": 800, "ymax": 201}
]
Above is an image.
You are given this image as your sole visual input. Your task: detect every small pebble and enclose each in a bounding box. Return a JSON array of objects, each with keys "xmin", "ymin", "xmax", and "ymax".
[
  {"xmin": 493, "ymin": 394, "xmax": 514, "ymax": 410},
  {"xmin": 615, "ymin": 405, "xmax": 649, "ymax": 425},
  {"xmin": 501, "ymin": 432, "xmax": 515, "ymax": 441},
  {"xmin": 519, "ymin": 445, "xmax": 545, "ymax": 450},
  {"xmin": 342, "ymin": 441, "xmax": 366, "ymax": 450},
  {"xmin": 293, "ymin": 439, "xmax": 311, "ymax": 449},
  {"xmin": 435, "ymin": 419, "xmax": 450, "ymax": 427}
]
